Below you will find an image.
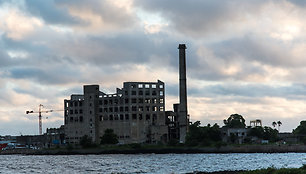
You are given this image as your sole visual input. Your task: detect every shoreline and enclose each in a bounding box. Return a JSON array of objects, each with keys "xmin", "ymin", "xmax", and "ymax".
[{"xmin": 1, "ymin": 144, "xmax": 306, "ymax": 155}]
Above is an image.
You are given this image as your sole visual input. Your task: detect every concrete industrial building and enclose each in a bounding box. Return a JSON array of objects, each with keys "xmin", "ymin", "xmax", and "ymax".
[
  {"xmin": 64, "ymin": 81, "xmax": 168, "ymax": 144},
  {"xmin": 64, "ymin": 44, "xmax": 189, "ymax": 145}
]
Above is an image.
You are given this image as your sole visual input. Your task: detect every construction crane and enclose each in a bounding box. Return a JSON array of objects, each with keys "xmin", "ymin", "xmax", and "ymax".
[{"xmin": 26, "ymin": 104, "xmax": 63, "ymax": 135}]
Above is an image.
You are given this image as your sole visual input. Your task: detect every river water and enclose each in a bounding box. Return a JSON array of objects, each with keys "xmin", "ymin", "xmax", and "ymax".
[{"xmin": 0, "ymin": 153, "xmax": 305, "ymax": 173}]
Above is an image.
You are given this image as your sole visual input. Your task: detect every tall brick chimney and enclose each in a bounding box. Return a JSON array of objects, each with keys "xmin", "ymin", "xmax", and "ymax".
[{"xmin": 178, "ymin": 44, "xmax": 188, "ymax": 143}]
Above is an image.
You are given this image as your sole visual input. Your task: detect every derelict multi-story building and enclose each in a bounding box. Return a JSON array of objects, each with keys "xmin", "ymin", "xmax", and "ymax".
[
  {"xmin": 64, "ymin": 80, "xmax": 168, "ymax": 144},
  {"xmin": 64, "ymin": 44, "xmax": 189, "ymax": 145}
]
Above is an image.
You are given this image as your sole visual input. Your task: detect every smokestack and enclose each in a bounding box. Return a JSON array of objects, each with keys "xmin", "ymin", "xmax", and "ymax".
[
  {"xmin": 178, "ymin": 44, "xmax": 187, "ymax": 114},
  {"xmin": 178, "ymin": 44, "xmax": 188, "ymax": 143}
]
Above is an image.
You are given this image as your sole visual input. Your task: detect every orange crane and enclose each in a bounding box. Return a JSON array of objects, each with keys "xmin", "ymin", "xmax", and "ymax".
[{"xmin": 26, "ymin": 104, "xmax": 63, "ymax": 135}]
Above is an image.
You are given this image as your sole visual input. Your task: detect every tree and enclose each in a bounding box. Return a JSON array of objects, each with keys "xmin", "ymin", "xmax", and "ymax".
[
  {"xmin": 80, "ymin": 135, "xmax": 94, "ymax": 148},
  {"xmin": 277, "ymin": 121, "xmax": 282, "ymax": 132},
  {"xmin": 185, "ymin": 121, "xmax": 204, "ymax": 146},
  {"xmin": 248, "ymin": 126, "xmax": 278, "ymax": 142},
  {"xmin": 185, "ymin": 121, "xmax": 222, "ymax": 146},
  {"xmin": 272, "ymin": 121, "xmax": 277, "ymax": 128},
  {"xmin": 248, "ymin": 126, "xmax": 264, "ymax": 138},
  {"xmin": 293, "ymin": 121, "xmax": 306, "ymax": 144},
  {"xmin": 293, "ymin": 121, "xmax": 306, "ymax": 135},
  {"xmin": 100, "ymin": 129, "xmax": 119, "ymax": 145},
  {"xmin": 223, "ymin": 114, "xmax": 246, "ymax": 128},
  {"xmin": 263, "ymin": 126, "xmax": 278, "ymax": 142},
  {"xmin": 208, "ymin": 123, "xmax": 222, "ymax": 142}
]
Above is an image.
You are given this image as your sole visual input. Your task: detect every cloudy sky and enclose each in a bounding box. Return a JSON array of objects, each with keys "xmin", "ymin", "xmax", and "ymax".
[{"xmin": 0, "ymin": 0, "xmax": 306, "ymax": 135}]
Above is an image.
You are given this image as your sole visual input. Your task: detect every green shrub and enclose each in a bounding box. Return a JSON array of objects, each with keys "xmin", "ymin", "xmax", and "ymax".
[
  {"xmin": 80, "ymin": 135, "xmax": 95, "ymax": 148},
  {"xmin": 100, "ymin": 129, "xmax": 119, "ymax": 145}
]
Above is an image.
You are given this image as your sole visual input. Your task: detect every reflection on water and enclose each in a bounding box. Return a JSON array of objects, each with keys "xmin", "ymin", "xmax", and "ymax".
[{"xmin": 0, "ymin": 153, "xmax": 305, "ymax": 173}]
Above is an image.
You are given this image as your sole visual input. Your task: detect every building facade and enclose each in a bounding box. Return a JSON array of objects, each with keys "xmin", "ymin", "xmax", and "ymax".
[{"xmin": 64, "ymin": 80, "xmax": 168, "ymax": 144}]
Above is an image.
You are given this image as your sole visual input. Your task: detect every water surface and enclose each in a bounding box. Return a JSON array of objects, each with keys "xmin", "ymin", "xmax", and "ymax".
[{"xmin": 0, "ymin": 153, "xmax": 305, "ymax": 173}]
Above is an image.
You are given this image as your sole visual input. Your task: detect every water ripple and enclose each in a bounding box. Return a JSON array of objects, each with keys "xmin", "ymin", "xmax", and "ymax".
[{"xmin": 0, "ymin": 153, "xmax": 305, "ymax": 173}]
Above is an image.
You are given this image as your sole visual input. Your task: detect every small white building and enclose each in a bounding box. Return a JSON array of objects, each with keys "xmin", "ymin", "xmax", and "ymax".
[{"xmin": 221, "ymin": 127, "xmax": 248, "ymax": 144}]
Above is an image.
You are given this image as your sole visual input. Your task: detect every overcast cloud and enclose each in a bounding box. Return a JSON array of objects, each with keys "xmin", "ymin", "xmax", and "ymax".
[{"xmin": 0, "ymin": 0, "xmax": 306, "ymax": 134}]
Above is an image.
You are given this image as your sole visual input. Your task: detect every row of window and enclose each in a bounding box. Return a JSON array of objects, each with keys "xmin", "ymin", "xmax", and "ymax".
[
  {"xmin": 66, "ymin": 137, "xmax": 81, "ymax": 140},
  {"xmin": 130, "ymin": 83, "xmax": 163, "ymax": 89},
  {"xmin": 66, "ymin": 109, "xmax": 83, "ymax": 116},
  {"xmin": 66, "ymin": 97, "xmax": 164, "ymax": 109},
  {"xmin": 66, "ymin": 101, "xmax": 83, "ymax": 108},
  {"xmin": 128, "ymin": 90, "xmax": 163, "ymax": 96},
  {"xmin": 99, "ymin": 113, "xmax": 158, "ymax": 121},
  {"xmin": 66, "ymin": 113, "xmax": 158, "ymax": 123},
  {"xmin": 66, "ymin": 116, "xmax": 84, "ymax": 123},
  {"xmin": 118, "ymin": 135, "xmax": 130, "ymax": 139},
  {"xmin": 99, "ymin": 106, "xmax": 164, "ymax": 113},
  {"xmin": 98, "ymin": 98, "xmax": 164, "ymax": 105},
  {"xmin": 67, "ymin": 105, "xmax": 164, "ymax": 116}
]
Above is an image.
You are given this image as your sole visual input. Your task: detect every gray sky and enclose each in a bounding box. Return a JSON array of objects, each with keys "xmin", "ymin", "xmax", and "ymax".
[{"xmin": 0, "ymin": 0, "xmax": 305, "ymax": 135}]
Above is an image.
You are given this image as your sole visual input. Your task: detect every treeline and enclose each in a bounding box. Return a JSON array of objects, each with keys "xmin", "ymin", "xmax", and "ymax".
[
  {"xmin": 185, "ymin": 121, "xmax": 222, "ymax": 146},
  {"xmin": 184, "ymin": 114, "xmax": 280, "ymax": 146},
  {"xmin": 77, "ymin": 114, "xmax": 306, "ymax": 148}
]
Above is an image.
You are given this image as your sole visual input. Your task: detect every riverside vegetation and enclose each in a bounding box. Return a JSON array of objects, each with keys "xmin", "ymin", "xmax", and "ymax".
[
  {"xmin": 59, "ymin": 115, "xmax": 304, "ymax": 157},
  {"xmin": 76, "ymin": 114, "xmax": 306, "ymax": 149}
]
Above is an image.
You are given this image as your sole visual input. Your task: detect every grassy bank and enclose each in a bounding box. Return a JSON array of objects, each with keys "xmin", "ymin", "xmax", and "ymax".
[
  {"xmin": 192, "ymin": 165, "xmax": 306, "ymax": 174},
  {"xmin": 192, "ymin": 167, "xmax": 306, "ymax": 174},
  {"xmin": 240, "ymin": 166, "xmax": 306, "ymax": 174}
]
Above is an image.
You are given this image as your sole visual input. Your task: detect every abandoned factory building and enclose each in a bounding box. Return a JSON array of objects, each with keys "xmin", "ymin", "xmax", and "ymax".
[
  {"xmin": 64, "ymin": 80, "xmax": 168, "ymax": 144},
  {"xmin": 64, "ymin": 44, "xmax": 189, "ymax": 145}
]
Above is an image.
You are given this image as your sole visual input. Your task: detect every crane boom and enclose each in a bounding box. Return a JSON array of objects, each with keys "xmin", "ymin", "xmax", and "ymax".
[{"xmin": 26, "ymin": 104, "xmax": 63, "ymax": 135}]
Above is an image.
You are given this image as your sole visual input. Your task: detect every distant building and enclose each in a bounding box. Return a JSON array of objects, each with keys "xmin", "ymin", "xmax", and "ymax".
[
  {"xmin": 64, "ymin": 80, "xmax": 168, "ymax": 144},
  {"xmin": 45, "ymin": 125, "xmax": 65, "ymax": 147},
  {"xmin": 221, "ymin": 127, "xmax": 248, "ymax": 144},
  {"xmin": 278, "ymin": 132, "xmax": 299, "ymax": 144},
  {"xmin": 15, "ymin": 126, "xmax": 65, "ymax": 148}
]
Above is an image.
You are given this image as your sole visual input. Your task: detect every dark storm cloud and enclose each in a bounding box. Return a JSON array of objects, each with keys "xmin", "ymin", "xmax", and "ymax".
[
  {"xmin": 6, "ymin": 66, "xmax": 82, "ymax": 85},
  {"xmin": 0, "ymin": 49, "xmax": 14, "ymax": 67},
  {"xmin": 134, "ymin": 0, "xmax": 266, "ymax": 37},
  {"xmin": 288, "ymin": 0, "xmax": 306, "ymax": 6},
  {"xmin": 12, "ymin": 85, "xmax": 70, "ymax": 102},
  {"xmin": 185, "ymin": 32, "xmax": 306, "ymax": 82},
  {"xmin": 2, "ymin": 35, "xmax": 48, "ymax": 55},
  {"xmin": 212, "ymin": 35, "xmax": 301, "ymax": 67},
  {"xmin": 1, "ymin": 26, "xmax": 183, "ymax": 85},
  {"xmin": 53, "ymin": 32, "xmax": 180, "ymax": 67},
  {"xmin": 189, "ymin": 83, "xmax": 306, "ymax": 101},
  {"xmin": 1, "ymin": 27, "xmax": 176, "ymax": 69},
  {"xmin": 0, "ymin": 37, "xmax": 12, "ymax": 67},
  {"xmin": 23, "ymin": 0, "xmax": 81, "ymax": 25},
  {"xmin": 8, "ymin": 67, "xmax": 43, "ymax": 79}
]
